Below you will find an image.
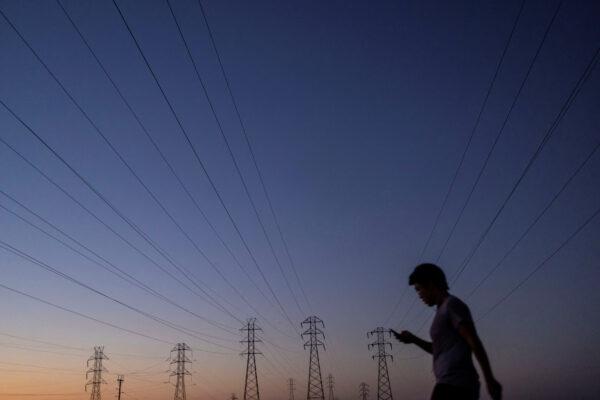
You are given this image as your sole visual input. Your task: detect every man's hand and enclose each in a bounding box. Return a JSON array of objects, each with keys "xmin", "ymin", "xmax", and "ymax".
[
  {"xmin": 458, "ymin": 323, "xmax": 502, "ymax": 399},
  {"xmin": 391, "ymin": 329, "xmax": 416, "ymax": 344},
  {"xmin": 486, "ymin": 377, "xmax": 502, "ymax": 400},
  {"xmin": 391, "ymin": 329, "xmax": 432, "ymax": 354}
]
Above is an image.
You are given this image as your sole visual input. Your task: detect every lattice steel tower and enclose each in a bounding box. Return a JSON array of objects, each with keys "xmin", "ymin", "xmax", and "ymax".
[
  {"xmin": 302, "ymin": 316, "xmax": 325, "ymax": 400},
  {"xmin": 86, "ymin": 346, "xmax": 108, "ymax": 400},
  {"xmin": 170, "ymin": 343, "xmax": 191, "ymax": 400},
  {"xmin": 242, "ymin": 318, "xmax": 262, "ymax": 400},
  {"xmin": 326, "ymin": 374, "xmax": 335, "ymax": 400},
  {"xmin": 368, "ymin": 328, "xmax": 393, "ymax": 400},
  {"xmin": 289, "ymin": 378, "xmax": 296, "ymax": 400},
  {"xmin": 359, "ymin": 382, "xmax": 370, "ymax": 400}
]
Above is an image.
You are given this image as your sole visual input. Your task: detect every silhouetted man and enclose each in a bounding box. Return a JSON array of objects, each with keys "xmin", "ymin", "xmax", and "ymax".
[{"xmin": 392, "ymin": 263, "xmax": 502, "ymax": 400}]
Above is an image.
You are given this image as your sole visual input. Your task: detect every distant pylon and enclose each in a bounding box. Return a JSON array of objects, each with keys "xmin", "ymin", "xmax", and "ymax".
[
  {"xmin": 367, "ymin": 328, "xmax": 393, "ymax": 400},
  {"xmin": 86, "ymin": 346, "xmax": 108, "ymax": 400},
  {"xmin": 359, "ymin": 382, "xmax": 370, "ymax": 400},
  {"xmin": 116, "ymin": 375, "xmax": 124, "ymax": 400},
  {"xmin": 302, "ymin": 316, "xmax": 325, "ymax": 400},
  {"xmin": 230, "ymin": 394, "xmax": 238, "ymax": 400},
  {"xmin": 242, "ymin": 318, "xmax": 262, "ymax": 400},
  {"xmin": 289, "ymin": 378, "xmax": 296, "ymax": 400},
  {"xmin": 170, "ymin": 343, "xmax": 191, "ymax": 400},
  {"xmin": 326, "ymin": 374, "xmax": 335, "ymax": 400}
]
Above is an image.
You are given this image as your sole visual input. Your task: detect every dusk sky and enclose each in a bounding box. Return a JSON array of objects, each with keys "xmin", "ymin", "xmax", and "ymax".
[{"xmin": 1, "ymin": 0, "xmax": 599, "ymax": 399}]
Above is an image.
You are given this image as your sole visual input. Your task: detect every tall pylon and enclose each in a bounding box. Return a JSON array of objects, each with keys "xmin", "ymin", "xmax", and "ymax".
[
  {"xmin": 359, "ymin": 383, "xmax": 370, "ymax": 400},
  {"xmin": 326, "ymin": 374, "xmax": 335, "ymax": 400},
  {"xmin": 116, "ymin": 375, "xmax": 124, "ymax": 400},
  {"xmin": 367, "ymin": 328, "xmax": 393, "ymax": 400},
  {"xmin": 302, "ymin": 316, "xmax": 325, "ymax": 400},
  {"xmin": 170, "ymin": 343, "xmax": 191, "ymax": 400},
  {"xmin": 242, "ymin": 318, "xmax": 262, "ymax": 400},
  {"xmin": 86, "ymin": 346, "xmax": 108, "ymax": 400},
  {"xmin": 289, "ymin": 378, "xmax": 296, "ymax": 400}
]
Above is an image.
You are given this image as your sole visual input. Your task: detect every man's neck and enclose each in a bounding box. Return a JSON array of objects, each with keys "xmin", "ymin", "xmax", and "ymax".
[{"xmin": 435, "ymin": 291, "xmax": 450, "ymax": 307}]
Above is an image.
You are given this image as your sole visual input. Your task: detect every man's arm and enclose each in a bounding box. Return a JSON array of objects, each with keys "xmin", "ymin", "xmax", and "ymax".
[
  {"xmin": 392, "ymin": 330, "xmax": 432, "ymax": 354},
  {"xmin": 458, "ymin": 323, "xmax": 502, "ymax": 400}
]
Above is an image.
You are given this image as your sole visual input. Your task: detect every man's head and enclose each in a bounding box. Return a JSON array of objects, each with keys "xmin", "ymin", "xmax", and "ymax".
[{"xmin": 409, "ymin": 263, "xmax": 449, "ymax": 307}]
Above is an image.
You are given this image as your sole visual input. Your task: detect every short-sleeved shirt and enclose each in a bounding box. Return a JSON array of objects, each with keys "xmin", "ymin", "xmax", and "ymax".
[{"xmin": 430, "ymin": 295, "xmax": 479, "ymax": 388}]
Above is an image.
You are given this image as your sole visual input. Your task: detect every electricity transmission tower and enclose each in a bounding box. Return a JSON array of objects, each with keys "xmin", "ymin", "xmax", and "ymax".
[
  {"xmin": 368, "ymin": 328, "xmax": 393, "ymax": 400},
  {"xmin": 326, "ymin": 374, "xmax": 335, "ymax": 400},
  {"xmin": 116, "ymin": 375, "xmax": 124, "ymax": 400},
  {"xmin": 359, "ymin": 383, "xmax": 370, "ymax": 400},
  {"xmin": 302, "ymin": 316, "xmax": 326, "ymax": 400},
  {"xmin": 86, "ymin": 346, "xmax": 108, "ymax": 400},
  {"xmin": 289, "ymin": 378, "xmax": 296, "ymax": 400},
  {"xmin": 170, "ymin": 343, "xmax": 191, "ymax": 400},
  {"xmin": 230, "ymin": 394, "xmax": 238, "ymax": 400},
  {"xmin": 242, "ymin": 318, "xmax": 262, "ymax": 400}
]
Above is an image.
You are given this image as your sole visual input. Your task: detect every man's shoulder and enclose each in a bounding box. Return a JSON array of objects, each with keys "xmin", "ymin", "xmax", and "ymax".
[
  {"xmin": 445, "ymin": 295, "xmax": 474, "ymax": 323},
  {"xmin": 444, "ymin": 295, "xmax": 473, "ymax": 315},
  {"xmin": 447, "ymin": 294, "xmax": 469, "ymax": 308}
]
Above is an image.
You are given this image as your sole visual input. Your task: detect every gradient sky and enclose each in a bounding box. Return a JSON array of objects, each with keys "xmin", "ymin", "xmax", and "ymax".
[{"xmin": 1, "ymin": 0, "xmax": 599, "ymax": 399}]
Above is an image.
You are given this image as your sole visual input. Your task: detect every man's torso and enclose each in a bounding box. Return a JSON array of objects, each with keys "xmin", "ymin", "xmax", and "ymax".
[{"xmin": 430, "ymin": 295, "xmax": 479, "ymax": 388}]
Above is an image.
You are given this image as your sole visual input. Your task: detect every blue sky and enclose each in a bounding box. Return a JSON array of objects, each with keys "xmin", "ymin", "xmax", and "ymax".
[{"xmin": 0, "ymin": 1, "xmax": 599, "ymax": 399}]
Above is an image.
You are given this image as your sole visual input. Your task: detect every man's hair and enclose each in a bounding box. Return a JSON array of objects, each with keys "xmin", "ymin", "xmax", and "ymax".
[{"xmin": 409, "ymin": 263, "xmax": 449, "ymax": 290}]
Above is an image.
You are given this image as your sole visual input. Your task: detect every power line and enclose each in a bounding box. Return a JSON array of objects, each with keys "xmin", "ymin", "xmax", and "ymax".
[
  {"xmin": 0, "ymin": 360, "xmax": 80, "ymax": 373},
  {"xmin": 466, "ymin": 137, "xmax": 600, "ymax": 300},
  {"xmin": 259, "ymin": 342, "xmax": 304, "ymax": 381},
  {"xmin": 169, "ymin": 0, "xmax": 308, "ymax": 316},
  {"xmin": 382, "ymin": 0, "xmax": 525, "ymax": 326},
  {"xmin": 56, "ymin": 0, "xmax": 280, "ymax": 328},
  {"xmin": 196, "ymin": 0, "xmax": 312, "ymax": 312},
  {"xmin": 393, "ymin": 1, "xmax": 563, "ymax": 329},
  {"xmin": 0, "ymin": 283, "xmax": 174, "ymax": 346},
  {"xmin": 0, "ymin": 100, "xmax": 240, "ymax": 330},
  {"xmin": 0, "ymin": 5, "xmax": 243, "ymax": 326},
  {"xmin": 54, "ymin": 0, "xmax": 293, "ymax": 340},
  {"xmin": 0, "ymin": 190, "xmax": 240, "ymax": 338},
  {"xmin": 0, "ymin": 368, "xmax": 81, "ymax": 376},
  {"xmin": 477, "ymin": 202, "xmax": 600, "ymax": 322},
  {"xmin": 0, "ymin": 342, "xmax": 86, "ymax": 358},
  {"xmin": 451, "ymin": 46, "xmax": 600, "ymax": 286},
  {"xmin": 0, "ymin": 168, "xmax": 300, "ymax": 376},
  {"xmin": 419, "ymin": 0, "xmax": 527, "ymax": 263},
  {"xmin": 194, "ymin": 0, "xmax": 312, "ymax": 312},
  {"xmin": 0, "ymin": 343, "xmax": 167, "ymax": 361},
  {"xmin": 1, "ymin": 131, "xmax": 297, "ymax": 350},
  {"xmin": 0, "ymin": 239, "xmax": 239, "ymax": 351},
  {"xmin": 435, "ymin": 1, "xmax": 563, "ymax": 263},
  {"xmin": 0, "ymin": 239, "xmax": 239, "ymax": 350},
  {"xmin": 0, "ymin": 191, "xmax": 300, "ymax": 371},
  {"xmin": 166, "ymin": 0, "xmax": 304, "ymax": 321},
  {"xmin": 409, "ymin": 49, "xmax": 599, "ymax": 335},
  {"xmin": 109, "ymin": 0, "xmax": 299, "ymax": 336},
  {"xmin": 0, "ymin": 331, "xmax": 87, "ymax": 352},
  {"xmin": 0, "ymin": 132, "xmax": 236, "ymax": 331}
]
